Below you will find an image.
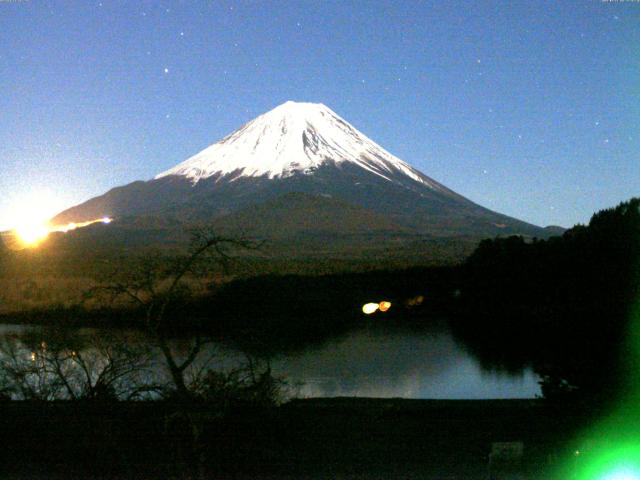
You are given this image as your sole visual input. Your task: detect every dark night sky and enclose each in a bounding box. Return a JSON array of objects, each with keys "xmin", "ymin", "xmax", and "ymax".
[{"xmin": 1, "ymin": 0, "xmax": 638, "ymax": 229}]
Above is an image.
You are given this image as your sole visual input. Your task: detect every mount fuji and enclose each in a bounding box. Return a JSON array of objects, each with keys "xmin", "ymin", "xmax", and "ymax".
[{"xmin": 52, "ymin": 101, "xmax": 549, "ymax": 256}]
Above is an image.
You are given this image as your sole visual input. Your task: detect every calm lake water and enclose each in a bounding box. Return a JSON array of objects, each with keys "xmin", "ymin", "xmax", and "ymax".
[
  {"xmin": 0, "ymin": 322, "xmax": 540, "ymax": 399},
  {"xmin": 270, "ymin": 326, "xmax": 540, "ymax": 399}
]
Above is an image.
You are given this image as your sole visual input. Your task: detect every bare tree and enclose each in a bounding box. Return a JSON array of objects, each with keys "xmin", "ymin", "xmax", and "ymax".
[
  {"xmin": 189, "ymin": 352, "xmax": 287, "ymax": 410},
  {"xmin": 0, "ymin": 329, "xmax": 154, "ymax": 401},
  {"xmin": 86, "ymin": 229, "xmax": 262, "ymax": 400}
]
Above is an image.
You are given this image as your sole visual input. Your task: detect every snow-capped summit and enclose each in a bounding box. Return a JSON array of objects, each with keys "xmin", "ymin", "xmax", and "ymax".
[
  {"xmin": 53, "ymin": 101, "xmax": 549, "ymax": 244},
  {"xmin": 155, "ymin": 101, "xmax": 442, "ymax": 191}
]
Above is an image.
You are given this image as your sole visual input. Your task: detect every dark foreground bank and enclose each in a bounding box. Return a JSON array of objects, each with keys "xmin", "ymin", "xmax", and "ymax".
[{"xmin": 0, "ymin": 397, "xmax": 596, "ymax": 479}]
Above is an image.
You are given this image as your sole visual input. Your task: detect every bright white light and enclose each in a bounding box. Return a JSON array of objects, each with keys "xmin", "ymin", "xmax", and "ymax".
[
  {"xmin": 1, "ymin": 190, "xmax": 64, "ymax": 232},
  {"xmin": 50, "ymin": 217, "xmax": 114, "ymax": 234},
  {"xmin": 4, "ymin": 191, "xmax": 61, "ymax": 247},
  {"xmin": 15, "ymin": 222, "xmax": 49, "ymax": 246},
  {"xmin": 602, "ymin": 466, "xmax": 640, "ymax": 480},
  {"xmin": 362, "ymin": 303, "xmax": 379, "ymax": 315}
]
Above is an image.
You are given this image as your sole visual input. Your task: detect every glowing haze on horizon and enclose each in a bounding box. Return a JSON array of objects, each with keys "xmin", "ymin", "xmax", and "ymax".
[{"xmin": 1, "ymin": 1, "xmax": 638, "ymax": 231}]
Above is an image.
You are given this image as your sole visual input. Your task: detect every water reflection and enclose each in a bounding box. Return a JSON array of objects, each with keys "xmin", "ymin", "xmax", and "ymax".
[
  {"xmin": 270, "ymin": 327, "xmax": 540, "ymax": 398},
  {"xmin": 0, "ymin": 323, "xmax": 540, "ymax": 400}
]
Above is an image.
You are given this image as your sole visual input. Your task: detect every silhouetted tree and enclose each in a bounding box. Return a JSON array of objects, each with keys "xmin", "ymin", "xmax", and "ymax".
[
  {"xmin": 87, "ymin": 228, "xmax": 262, "ymax": 400},
  {"xmin": 0, "ymin": 329, "xmax": 153, "ymax": 401},
  {"xmin": 457, "ymin": 198, "xmax": 640, "ymax": 404}
]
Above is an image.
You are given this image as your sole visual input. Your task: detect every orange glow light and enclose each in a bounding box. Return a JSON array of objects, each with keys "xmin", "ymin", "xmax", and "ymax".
[
  {"xmin": 14, "ymin": 222, "xmax": 50, "ymax": 247},
  {"xmin": 379, "ymin": 301, "xmax": 391, "ymax": 312}
]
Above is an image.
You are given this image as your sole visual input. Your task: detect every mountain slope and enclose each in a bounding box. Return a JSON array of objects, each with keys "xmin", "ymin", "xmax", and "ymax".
[
  {"xmin": 209, "ymin": 191, "xmax": 405, "ymax": 238},
  {"xmin": 53, "ymin": 101, "xmax": 548, "ymax": 243}
]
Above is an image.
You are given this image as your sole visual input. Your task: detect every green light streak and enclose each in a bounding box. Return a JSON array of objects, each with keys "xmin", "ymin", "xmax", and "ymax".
[
  {"xmin": 564, "ymin": 289, "xmax": 640, "ymax": 479},
  {"xmin": 572, "ymin": 444, "xmax": 640, "ymax": 480}
]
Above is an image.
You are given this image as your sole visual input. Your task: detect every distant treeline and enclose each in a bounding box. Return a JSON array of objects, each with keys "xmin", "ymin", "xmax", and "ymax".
[
  {"xmin": 0, "ymin": 262, "xmax": 460, "ymax": 349},
  {"xmin": 186, "ymin": 266, "xmax": 459, "ymax": 353},
  {"xmin": 453, "ymin": 197, "xmax": 640, "ymax": 403}
]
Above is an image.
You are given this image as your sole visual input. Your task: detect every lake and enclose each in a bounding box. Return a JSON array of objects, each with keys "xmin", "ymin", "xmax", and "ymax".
[{"xmin": 0, "ymin": 322, "xmax": 540, "ymax": 399}]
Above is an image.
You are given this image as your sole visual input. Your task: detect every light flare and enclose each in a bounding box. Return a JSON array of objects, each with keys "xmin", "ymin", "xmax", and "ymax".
[
  {"xmin": 362, "ymin": 301, "xmax": 392, "ymax": 315},
  {"xmin": 14, "ymin": 222, "xmax": 50, "ymax": 247},
  {"xmin": 601, "ymin": 468, "xmax": 640, "ymax": 480},
  {"xmin": 51, "ymin": 217, "xmax": 112, "ymax": 234},
  {"xmin": 362, "ymin": 303, "xmax": 379, "ymax": 315},
  {"xmin": 6, "ymin": 216, "xmax": 113, "ymax": 250},
  {"xmin": 379, "ymin": 301, "xmax": 391, "ymax": 312}
]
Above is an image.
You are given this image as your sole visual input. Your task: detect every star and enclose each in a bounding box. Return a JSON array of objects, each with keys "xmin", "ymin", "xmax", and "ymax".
[
  {"xmin": 180, "ymin": 32, "xmax": 184, "ymax": 37},
  {"xmin": 163, "ymin": 67, "xmax": 169, "ymax": 74}
]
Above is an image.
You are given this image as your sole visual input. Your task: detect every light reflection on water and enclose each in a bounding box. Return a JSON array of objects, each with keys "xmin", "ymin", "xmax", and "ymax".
[
  {"xmin": 271, "ymin": 327, "xmax": 540, "ymax": 399},
  {"xmin": 0, "ymin": 323, "xmax": 540, "ymax": 399}
]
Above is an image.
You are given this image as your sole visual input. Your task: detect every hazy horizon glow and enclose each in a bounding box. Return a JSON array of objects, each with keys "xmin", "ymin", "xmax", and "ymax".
[{"xmin": 1, "ymin": 1, "xmax": 638, "ymax": 230}]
